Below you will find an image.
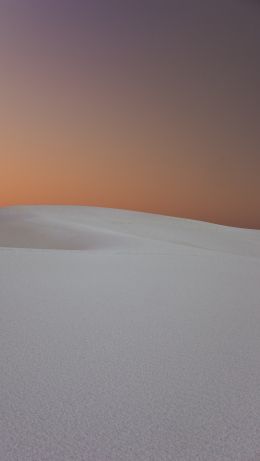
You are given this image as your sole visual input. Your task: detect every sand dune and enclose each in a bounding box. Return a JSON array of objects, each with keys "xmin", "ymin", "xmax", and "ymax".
[
  {"xmin": 0, "ymin": 207, "xmax": 142, "ymax": 251},
  {"xmin": 1, "ymin": 205, "xmax": 259, "ymax": 256},
  {"xmin": 0, "ymin": 206, "xmax": 260, "ymax": 461}
]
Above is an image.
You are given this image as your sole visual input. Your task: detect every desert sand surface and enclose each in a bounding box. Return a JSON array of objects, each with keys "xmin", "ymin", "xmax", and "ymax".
[{"xmin": 1, "ymin": 206, "xmax": 260, "ymax": 461}]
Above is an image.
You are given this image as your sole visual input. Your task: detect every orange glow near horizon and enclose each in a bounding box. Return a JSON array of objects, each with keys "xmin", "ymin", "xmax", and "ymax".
[{"xmin": 0, "ymin": 1, "xmax": 259, "ymax": 229}]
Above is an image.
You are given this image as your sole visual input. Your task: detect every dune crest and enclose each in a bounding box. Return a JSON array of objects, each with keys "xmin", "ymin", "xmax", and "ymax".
[{"xmin": 0, "ymin": 206, "xmax": 259, "ymax": 257}]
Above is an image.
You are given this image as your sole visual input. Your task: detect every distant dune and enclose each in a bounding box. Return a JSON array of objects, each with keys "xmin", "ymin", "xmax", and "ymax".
[{"xmin": 1, "ymin": 206, "xmax": 260, "ymax": 461}]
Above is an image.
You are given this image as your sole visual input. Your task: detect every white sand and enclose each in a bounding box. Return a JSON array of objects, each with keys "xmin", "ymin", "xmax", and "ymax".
[{"xmin": 1, "ymin": 206, "xmax": 260, "ymax": 461}]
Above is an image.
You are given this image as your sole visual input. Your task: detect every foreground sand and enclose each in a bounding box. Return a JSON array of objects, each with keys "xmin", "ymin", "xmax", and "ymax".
[{"xmin": 1, "ymin": 206, "xmax": 260, "ymax": 461}]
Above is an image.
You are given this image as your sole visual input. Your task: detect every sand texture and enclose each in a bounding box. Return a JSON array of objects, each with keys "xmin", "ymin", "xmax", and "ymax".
[{"xmin": 1, "ymin": 206, "xmax": 260, "ymax": 461}]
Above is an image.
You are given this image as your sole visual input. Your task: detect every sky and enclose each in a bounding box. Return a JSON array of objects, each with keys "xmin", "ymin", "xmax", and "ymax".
[{"xmin": 0, "ymin": 0, "xmax": 259, "ymax": 228}]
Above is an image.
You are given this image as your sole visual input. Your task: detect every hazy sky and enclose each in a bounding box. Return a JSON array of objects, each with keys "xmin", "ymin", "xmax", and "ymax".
[{"xmin": 0, "ymin": 0, "xmax": 259, "ymax": 228}]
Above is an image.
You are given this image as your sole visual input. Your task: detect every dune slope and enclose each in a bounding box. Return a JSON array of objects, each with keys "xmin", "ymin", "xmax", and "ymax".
[{"xmin": 0, "ymin": 206, "xmax": 260, "ymax": 461}]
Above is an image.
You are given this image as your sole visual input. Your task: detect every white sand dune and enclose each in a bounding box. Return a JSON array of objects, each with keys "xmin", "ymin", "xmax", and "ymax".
[{"xmin": 0, "ymin": 206, "xmax": 260, "ymax": 461}]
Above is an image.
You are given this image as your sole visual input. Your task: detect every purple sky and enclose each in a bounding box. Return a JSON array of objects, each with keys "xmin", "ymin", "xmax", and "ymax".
[{"xmin": 0, "ymin": 0, "xmax": 259, "ymax": 227}]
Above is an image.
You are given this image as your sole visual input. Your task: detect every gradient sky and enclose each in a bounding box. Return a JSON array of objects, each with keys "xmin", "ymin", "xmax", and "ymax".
[{"xmin": 0, "ymin": 0, "xmax": 259, "ymax": 228}]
